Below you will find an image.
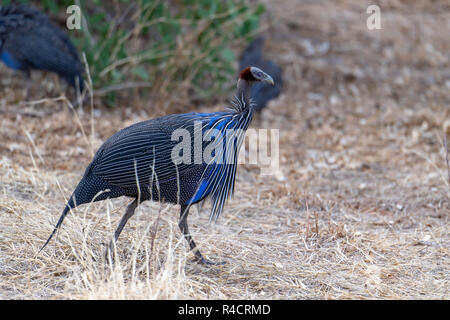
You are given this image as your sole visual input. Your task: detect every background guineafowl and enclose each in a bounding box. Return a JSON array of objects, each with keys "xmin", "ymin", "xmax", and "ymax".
[
  {"xmin": 239, "ymin": 37, "xmax": 282, "ymax": 111},
  {"xmin": 41, "ymin": 66, "xmax": 275, "ymax": 265},
  {"xmin": 0, "ymin": 4, "xmax": 84, "ymax": 94}
]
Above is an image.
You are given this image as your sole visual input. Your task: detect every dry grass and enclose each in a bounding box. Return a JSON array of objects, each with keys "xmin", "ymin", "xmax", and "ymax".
[{"xmin": 0, "ymin": 0, "xmax": 449, "ymax": 299}]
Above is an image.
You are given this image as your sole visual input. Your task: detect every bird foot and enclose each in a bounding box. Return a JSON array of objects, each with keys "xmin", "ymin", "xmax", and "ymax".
[{"xmin": 194, "ymin": 255, "xmax": 226, "ymax": 266}]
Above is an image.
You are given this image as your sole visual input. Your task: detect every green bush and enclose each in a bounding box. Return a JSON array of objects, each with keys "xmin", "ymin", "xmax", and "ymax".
[{"xmin": 6, "ymin": 0, "xmax": 264, "ymax": 106}]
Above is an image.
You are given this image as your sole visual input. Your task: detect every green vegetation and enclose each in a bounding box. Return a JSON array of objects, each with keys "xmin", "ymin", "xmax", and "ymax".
[{"xmin": 6, "ymin": 0, "xmax": 264, "ymax": 105}]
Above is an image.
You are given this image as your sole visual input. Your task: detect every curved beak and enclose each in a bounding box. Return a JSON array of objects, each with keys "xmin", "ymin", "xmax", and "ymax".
[{"xmin": 264, "ymin": 75, "xmax": 274, "ymax": 86}]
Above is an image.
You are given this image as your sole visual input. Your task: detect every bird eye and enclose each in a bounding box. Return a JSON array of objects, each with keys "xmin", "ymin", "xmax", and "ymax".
[{"xmin": 254, "ymin": 71, "xmax": 263, "ymax": 79}]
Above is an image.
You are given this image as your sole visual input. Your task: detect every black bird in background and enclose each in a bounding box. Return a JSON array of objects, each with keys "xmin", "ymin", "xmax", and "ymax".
[
  {"xmin": 239, "ymin": 37, "xmax": 282, "ymax": 111},
  {"xmin": 40, "ymin": 66, "xmax": 275, "ymax": 265},
  {"xmin": 0, "ymin": 4, "xmax": 84, "ymax": 93}
]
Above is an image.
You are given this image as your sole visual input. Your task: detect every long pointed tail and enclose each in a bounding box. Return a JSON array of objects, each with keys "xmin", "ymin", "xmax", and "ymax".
[
  {"xmin": 39, "ymin": 196, "xmax": 75, "ymax": 253},
  {"xmin": 39, "ymin": 174, "xmax": 113, "ymax": 253}
]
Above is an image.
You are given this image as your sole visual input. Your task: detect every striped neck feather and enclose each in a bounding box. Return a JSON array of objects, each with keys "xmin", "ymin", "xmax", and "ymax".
[{"xmin": 190, "ymin": 105, "xmax": 254, "ymax": 221}]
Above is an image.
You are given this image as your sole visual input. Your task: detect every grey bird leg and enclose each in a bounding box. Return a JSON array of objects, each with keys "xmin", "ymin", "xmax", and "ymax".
[
  {"xmin": 179, "ymin": 205, "xmax": 224, "ymax": 265},
  {"xmin": 24, "ymin": 70, "xmax": 32, "ymax": 101},
  {"xmin": 105, "ymin": 198, "xmax": 139, "ymax": 260}
]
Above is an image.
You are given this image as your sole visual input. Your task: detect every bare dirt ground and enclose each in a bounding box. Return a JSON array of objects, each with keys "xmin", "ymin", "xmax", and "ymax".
[{"xmin": 0, "ymin": 0, "xmax": 449, "ymax": 299}]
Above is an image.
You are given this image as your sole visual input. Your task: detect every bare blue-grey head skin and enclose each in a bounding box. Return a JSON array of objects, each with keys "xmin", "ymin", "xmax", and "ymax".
[
  {"xmin": 40, "ymin": 66, "xmax": 275, "ymax": 266},
  {"xmin": 249, "ymin": 66, "xmax": 275, "ymax": 85}
]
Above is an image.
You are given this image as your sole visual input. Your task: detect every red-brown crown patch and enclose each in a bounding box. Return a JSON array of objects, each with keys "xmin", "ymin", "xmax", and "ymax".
[{"xmin": 239, "ymin": 66, "xmax": 257, "ymax": 81}]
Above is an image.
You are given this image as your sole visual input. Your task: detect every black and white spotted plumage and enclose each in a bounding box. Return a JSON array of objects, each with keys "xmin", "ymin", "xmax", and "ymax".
[{"xmin": 41, "ymin": 66, "xmax": 274, "ymax": 264}]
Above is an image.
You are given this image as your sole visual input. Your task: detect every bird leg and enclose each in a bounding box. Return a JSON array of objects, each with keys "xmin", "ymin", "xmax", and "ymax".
[
  {"xmin": 179, "ymin": 205, "xmax": 224, "ymax": 265},
  {"xmin": 105, "ymin": 198, "xmax": 139, "ymax": 260},
  {"xmin": 24, "ymin": 70, "xmax": 32, "ymax": 101}
]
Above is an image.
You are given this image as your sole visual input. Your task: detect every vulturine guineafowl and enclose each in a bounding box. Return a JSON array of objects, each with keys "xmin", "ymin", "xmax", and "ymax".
[
  {"xmin": 0, "ymin": 4, "xmax": 84, "ymax": 93},
  {"xmin": 239, "ymin": 37, "xmax": 282, "ymax": 111},
  {"xmin": 41, "ymin": 66, "xmax": 275, "ymax": 265}
]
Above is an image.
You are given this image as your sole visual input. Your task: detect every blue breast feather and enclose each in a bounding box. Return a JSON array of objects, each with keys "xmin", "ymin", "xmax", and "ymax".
[{"xmin": 184, "ymin": 115, "xmax": 239, "ymax": 205}]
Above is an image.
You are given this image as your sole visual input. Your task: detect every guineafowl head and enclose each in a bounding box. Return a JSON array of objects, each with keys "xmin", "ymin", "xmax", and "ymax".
[
  {"xmin": 235, "ymin": 66, "xmax": 274, "ymax": 110},
  {"xmin": 238, "ymin": 66, "xmax": 274, "ymax": 86}
]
